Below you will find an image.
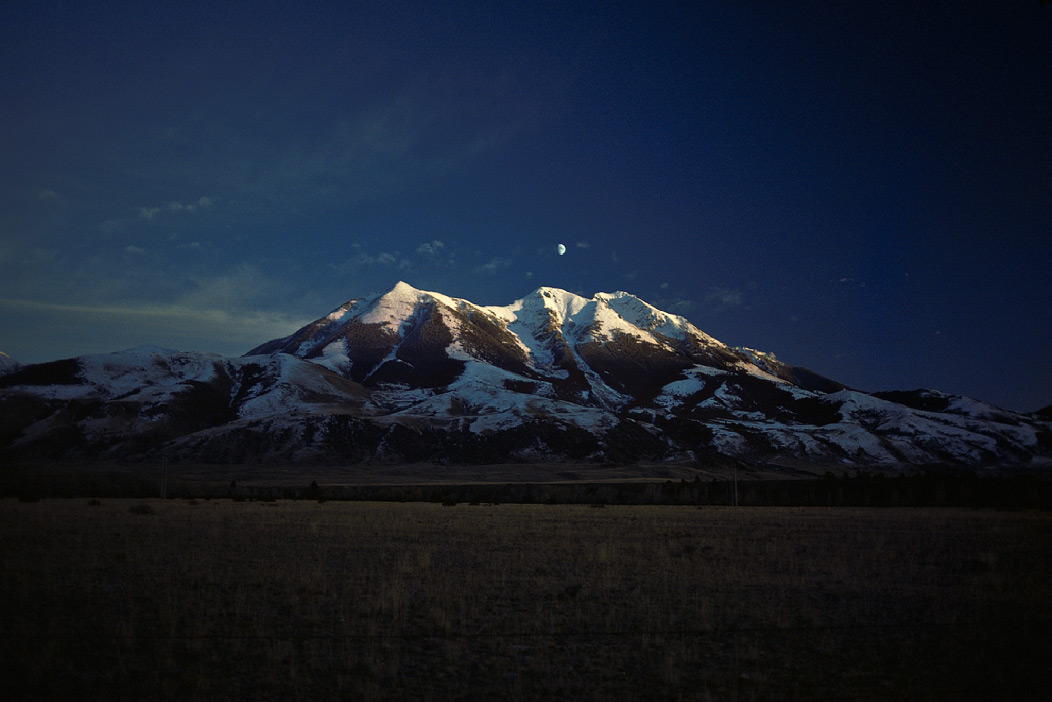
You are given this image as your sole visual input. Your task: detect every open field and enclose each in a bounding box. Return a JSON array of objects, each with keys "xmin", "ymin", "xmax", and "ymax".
[{"xmin": 3, "ymin": 500, "xmax": 1051, "ymax": 700}]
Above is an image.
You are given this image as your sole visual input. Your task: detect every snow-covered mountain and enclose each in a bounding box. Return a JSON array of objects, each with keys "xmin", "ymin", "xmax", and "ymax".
[
  {"xmin": 248, "ymin": 281, "xmax": 843, "ymax": 403},
  {"xmin": 1, "ymin": 282, "xmax": 1049, "ymax": 468},
  {"xmin": 0, "ymin": 351, "xmax": 19, "ymax": 376}
]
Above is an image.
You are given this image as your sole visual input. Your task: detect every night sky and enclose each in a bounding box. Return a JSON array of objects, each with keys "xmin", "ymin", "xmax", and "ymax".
[{"xmin": 2, "ymin": 2, "xmax": 1050, "ymax": 412}]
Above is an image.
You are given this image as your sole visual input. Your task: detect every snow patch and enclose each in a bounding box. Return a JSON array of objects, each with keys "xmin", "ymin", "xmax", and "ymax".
[{"xmin": 316, "ymin": 339, "xmax": 352, "ymax": 373}]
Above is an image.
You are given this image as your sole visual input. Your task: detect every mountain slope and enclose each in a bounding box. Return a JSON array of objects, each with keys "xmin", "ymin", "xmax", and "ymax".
[
  {"xmin": 0, "ymin": 351, "xmax": 19, "ymax": 376},
  {"xmin": 2, "ymin": 282, "xmax": 1049, "ymax": 468}
]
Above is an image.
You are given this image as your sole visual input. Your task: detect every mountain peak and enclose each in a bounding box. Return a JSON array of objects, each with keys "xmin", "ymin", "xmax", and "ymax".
[
  {"xmin": 524, "ymin": 286, "xmax": 593, "ymax": 322},
  {"xmin": 352, "ymin": 281, "xmax": 458, "ymax": 328},
  {"xmin": 386, "ymin": 279, "xmax": 423, "ymax": 298},
  {"xmin": 0, "ymin": 351, "xmax": 19, "ymax": 375}
]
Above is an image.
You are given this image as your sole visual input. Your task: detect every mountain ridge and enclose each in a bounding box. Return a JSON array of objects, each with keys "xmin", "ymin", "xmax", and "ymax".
[
  {"xmin": 246, "ymin": 281, "xmax": 839, "ymax": 403},
  {"xmin": 2, "ymin": 282, "xmax": 1049, "ymax": 470}
]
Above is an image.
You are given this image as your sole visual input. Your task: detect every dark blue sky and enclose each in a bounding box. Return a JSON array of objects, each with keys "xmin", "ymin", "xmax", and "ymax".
[{"xmin": 2, "ymin": 1, "xmax": 1050, "ymax": 412}]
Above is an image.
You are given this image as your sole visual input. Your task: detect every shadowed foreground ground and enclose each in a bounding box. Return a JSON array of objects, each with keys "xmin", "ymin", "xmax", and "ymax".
[{"xmin": 2, "ymin": 500, "xmax": 1051, "ymax": 700}]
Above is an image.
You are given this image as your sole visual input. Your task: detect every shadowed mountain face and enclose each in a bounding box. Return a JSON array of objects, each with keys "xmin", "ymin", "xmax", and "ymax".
[{"xmin": 2, "ymin": 282, "xmax": 1050, "ymax": 469}]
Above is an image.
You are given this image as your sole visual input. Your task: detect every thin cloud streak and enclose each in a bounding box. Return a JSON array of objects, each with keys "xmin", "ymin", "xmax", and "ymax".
[
  {"xmin": 0, "ymin": 297, "xmax": 310, "ymax": 359},
  {"xmin": 0, "ymin": 297, "xmax": 308, "ymax": 329}
]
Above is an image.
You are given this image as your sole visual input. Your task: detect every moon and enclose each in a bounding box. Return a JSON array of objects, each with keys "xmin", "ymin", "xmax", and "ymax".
[{"xmin": 557, "ymin": 243, "xmax": 566, "ymax": 256}]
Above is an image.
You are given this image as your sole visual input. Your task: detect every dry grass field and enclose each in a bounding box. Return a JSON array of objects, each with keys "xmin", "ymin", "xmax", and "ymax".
[{"xmin": 2, "ymin": 499, "xmax": 1051, "ymax": 701}]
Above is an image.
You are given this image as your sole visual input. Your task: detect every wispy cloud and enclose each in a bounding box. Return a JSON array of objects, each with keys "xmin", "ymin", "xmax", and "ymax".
[
  {"xmin": 663, "ymin": 298, "xmax": 695, "ymax": 315},
  {"xmin": 0, "ymin": 296, "xmax": 310, "ymax": 357},
  {"xmin": 142, "ymin": 76, "xmax": 527, "ymax": 216},
  {"xmin": 416, "ymin": 240, "xmax": 444, "ymax": 257},
  {"xmin": 217, "ymin": 89, "xmax": 523, "ymax": 210},
  {"xmin": 174, "ymin": 263, "xmax": 312, "ymax": 315},
  {"xmin": 0, "ymin": 297, "xmax": 297, "ymax": 326},
  {"xmin": 0, "ymin": 264, "xmax": 312, "ymax": 360},
  {"xmin": 168, "ymin": 197, "xmax": 214, "ymax": 213},
  {"xmin": 703, "ymin": 286, "xmax": 744, "ymax": 311},
  {"xmin": 474, "ymin": 257, "xmax": 511, "ymax": 274},
  {"xmin": 652, "ymin": 286, "xmax": 696, "ymax": 317},
  {"xmin": 331, "ymin": 245, "xmax": 411, "ymax": 274},
  {"xmin": 139, "ymin": 196, "xmax": 215, "ymax": 221},
  {"xmin": 99, "ymin": 219, "xmax": 124, "ymax": 234},
  {"xmin": 413, "ymin": 239, "xmax": 458, "ymax": 270}
]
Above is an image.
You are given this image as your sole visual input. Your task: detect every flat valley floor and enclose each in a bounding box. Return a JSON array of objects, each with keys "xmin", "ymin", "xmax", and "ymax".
[{"xmin": 3, "ymin": 499, "xmax": 1051, "ymax": 700}]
